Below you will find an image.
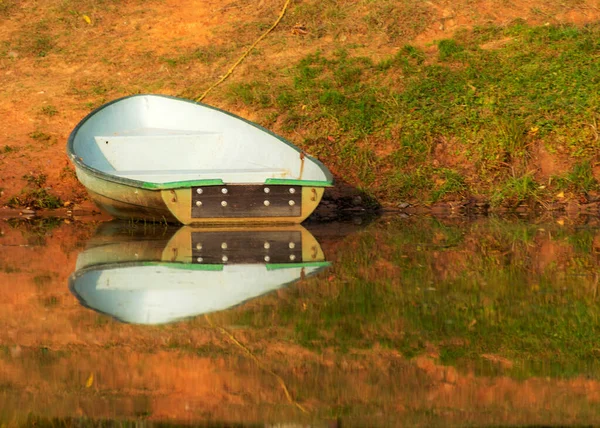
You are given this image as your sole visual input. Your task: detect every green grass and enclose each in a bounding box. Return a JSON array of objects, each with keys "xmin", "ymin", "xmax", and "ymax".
[
  {"xmin": 40, "ymin": 105, "xmax": 58, "ymax": 117},
  {"xmin": 0, "ymin": 145, "xmax": 18, "ymax": 154},
  {"xmin": 554, "ymin": 161, "xmax": 599, "ymax": 193},
  {"xmin": 224, "ymin": 23, "xmax": 600, "ymax": 206},
  {"xmin": 29, "ymin": 131, "xmax": 55, "ymax": 147},
  {"xmin": 7, "ymin": 189, "xmax": 62, "ymax": 209},
  {"xmin": 491, "ymin": 172, "xmax": 540, "ymax": 206},
  {"xmin": 7, "ymin": 173, "xmax": 62, "ymax": 209}
]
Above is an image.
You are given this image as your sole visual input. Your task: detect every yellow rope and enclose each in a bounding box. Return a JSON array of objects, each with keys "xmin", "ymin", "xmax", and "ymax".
[
  {"xmin": 205, "ymin": 314, "xmax": 308, "ymax": 413},
  {"xmin": 195, "ymin": 0, "xmax": 292, "ymax": 102}
]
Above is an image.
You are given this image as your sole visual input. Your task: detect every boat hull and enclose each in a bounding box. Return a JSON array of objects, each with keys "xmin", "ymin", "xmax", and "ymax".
[{"xmin": 76, "ymin": 166, "xmax": 325, "ymax": 224}]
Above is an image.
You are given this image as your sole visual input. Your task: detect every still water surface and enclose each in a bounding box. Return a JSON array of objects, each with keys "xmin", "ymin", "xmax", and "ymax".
[{"xmin": 1, "ymin": 215, "xmax": 600, "ymax": 426}]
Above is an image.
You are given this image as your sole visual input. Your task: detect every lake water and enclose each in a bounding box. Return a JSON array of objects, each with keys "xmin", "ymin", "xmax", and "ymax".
[{"xmin": 1, "ymin": 214, "xmax": 600, "ymax": 426}]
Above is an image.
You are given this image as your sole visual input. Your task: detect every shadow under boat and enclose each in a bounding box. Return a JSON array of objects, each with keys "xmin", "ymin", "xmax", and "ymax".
[{"xmin": 69, "ymin": 222, "xmax": 330, "ymax": 325}]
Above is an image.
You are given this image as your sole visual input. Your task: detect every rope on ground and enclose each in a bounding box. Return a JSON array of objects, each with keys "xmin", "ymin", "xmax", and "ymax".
[
  {"xmin": 204, "ymin": 314, "xmax": 308, "ymax": 414},
  {"xmin": 195, "ymin": 0, "xmax": 292, "ymax": 103}
]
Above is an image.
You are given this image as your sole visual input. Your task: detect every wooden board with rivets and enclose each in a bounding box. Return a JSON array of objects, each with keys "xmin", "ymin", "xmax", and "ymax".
[{"xmin": 191, "ymin": 185, "xmax": 302, "ymax": 218}]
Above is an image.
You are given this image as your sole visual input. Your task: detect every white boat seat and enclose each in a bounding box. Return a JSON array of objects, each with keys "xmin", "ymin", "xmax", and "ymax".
[
  {"xmin": 112, "ymin": 168, "xmax": 290, "ymax": 184},
  {"xmin": 95, "ymin": 133, "xmax": 226, "ymax": 171},
  {"xmin": 94, "ymin": 132, "xmax": 296, "ymax": 183}
]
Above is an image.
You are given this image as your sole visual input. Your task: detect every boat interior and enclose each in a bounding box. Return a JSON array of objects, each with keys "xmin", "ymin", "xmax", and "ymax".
[
  {"xmin": 70, "ymin": 95, "xmax": 331, "ymax": 186},
  {"xmin": 94, "ymin": 130, "xmax": 290, "ymax": 183}
]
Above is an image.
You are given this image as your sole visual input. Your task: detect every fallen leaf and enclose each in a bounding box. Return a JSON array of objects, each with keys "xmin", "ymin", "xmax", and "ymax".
[
  {"xmin": 82, "ymin": 14, "xmax": 92, "ymax": 25},
  {"xmin": 556, "ymin": 191, "xmax": 565, "ymax": 198},
  {"xmin": 85, "ymin": 373, "xmax": 94, "ymax": 388}
]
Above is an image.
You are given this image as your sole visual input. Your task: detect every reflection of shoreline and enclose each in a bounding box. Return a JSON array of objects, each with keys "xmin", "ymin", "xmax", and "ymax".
[{"xmin": 68, "ymin": 223, "xmax": 329, "ymax": 325}]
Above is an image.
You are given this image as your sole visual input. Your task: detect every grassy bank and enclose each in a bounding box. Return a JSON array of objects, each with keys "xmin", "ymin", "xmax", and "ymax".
[{"xmin": 222, "ymin": 23, "xmax": 600, "ymax": 208}]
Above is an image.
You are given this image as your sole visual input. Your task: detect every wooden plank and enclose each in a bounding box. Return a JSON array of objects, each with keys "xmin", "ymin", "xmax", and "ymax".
[{"xmin": 191, "ymin": 184, "xmax": 302, "ymax": 218}]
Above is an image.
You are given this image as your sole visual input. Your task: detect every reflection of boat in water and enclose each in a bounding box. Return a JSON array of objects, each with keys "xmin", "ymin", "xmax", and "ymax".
[{"xmin": 69, "ymin": 223, "xmax": 329, "ymax": 325}]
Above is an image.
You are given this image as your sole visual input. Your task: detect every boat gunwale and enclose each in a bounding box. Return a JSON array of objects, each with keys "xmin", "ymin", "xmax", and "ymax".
[{"xmin": 67, "ymin": 94, "xmax": 334, "ymax": 190}]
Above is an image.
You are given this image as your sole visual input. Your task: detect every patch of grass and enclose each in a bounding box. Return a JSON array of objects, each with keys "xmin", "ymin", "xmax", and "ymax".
[
  {"xmin": 7, "ymin": 173, "xmax": 62, "ymax": 209},
  {"xmin": 23, "ymin": 173, "xmax": 47, "ymax": 188},
  {"xmin": 499, "ymin": 117, "xmax": 529, "ymax": 162},
  {"xmin": 40, "ymin": 105, "xmax": 58, "ymax": 117},
  {"xmin": 0, "ymin": 145, "xmax": 18, "ymax": 154},
  {"xmin": 8, "ymin": 189, "xmax": 62, "ymax": 209},
  {"xmin": 275, "ymin": 50, "xmax": 384, "ymax": 137},
  {"xmin": 491, "ymin": 173, "xmax": 539, "ymax": 206},
  {"xmin": 438, "ymin": 39, "xmax": 466, "ymax": 61},
  {"xmin": 31, "ymin": 34, "xmax": 54, "ymax": 57},
  {"xmin": 29, "ymin": 131, "xmax": 53, "ymax": 145},
  {"xmin": 59, "ymin": 165, "xmax": 77, "ymax": 180},
  {"xmin": 228, "ymin": 82, "xmax": 273, "ymax": 107},
  {"xmin": 431, "ymin": 168, "xmax": 467, "ymax": 202},
  {"xmin": 226, "ymin": 23, "xmax": 600, "ymax": 205},
  {"xmin": 554, "ymin": 161, "xmax": 599, "ymax": 193},
  {"xmin": 34, "ymin": 273, "xmax": 55, "ymax": 287},
  {"xmin": 386, "ymin": 167, "xmax": 432, "ymax": 200}
]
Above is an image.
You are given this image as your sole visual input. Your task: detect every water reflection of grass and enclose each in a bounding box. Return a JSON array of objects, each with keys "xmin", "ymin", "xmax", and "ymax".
[{"xmin": 231, "ymin": 218, "xmax": 600, "ymax": 378}]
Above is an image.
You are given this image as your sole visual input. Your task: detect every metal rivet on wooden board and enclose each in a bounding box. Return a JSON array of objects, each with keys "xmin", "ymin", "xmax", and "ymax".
[
  {"xmin": 264, "ymin": 242, "xmax": 270, "ymax": 249},
  {"xmin": 222, "ymin": 255, "xmax": 228, "ymax": 262},
  {"xmin": 264, "ymin": 256, "xmax": 270, "ymax": 262},
  {"xmin": 221, "ymin": 201, "xmax": 228, "ymax": 207},
  {"xmin": 289, "ymin": 200, "xmax": 295, "ymax": 206},
  {"xmin": 196, "ymin": 201, "xmax": 202, "ymax": 207},
  {"xmin": 289, "ymin": 242, "xmax": 295, "ymax": 249},
  {"xmin": 264, "ymin": 200, "xmax": 270, "ymax": 206},
  {"xmin": 264, "ymin": 187, "xmax": 270, "ymax": 193},
  {"xmin": 196, "ymin": 243, "xmax": 202, "ymax": 250},
  {"xmin": 289, "ymin": 188, "xmax": 296, "ymax": 194},
  {"xmin": 196, "ymin": 188, "xmax": 203, "ymax": 194},
  {"xmin": 222, "ymin": 188, "xmax": 228, "ymax": 194},
  {"xmin": 289, "ymin": 254, "xmax": 296, "ymax": 261},
  {"xmin": 197, "ymin": 257, "xmax": 203, "ymax": 262},
  {"xmin": 221, "ymin": 242, "xmax": 228, "ymax": 249}
]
